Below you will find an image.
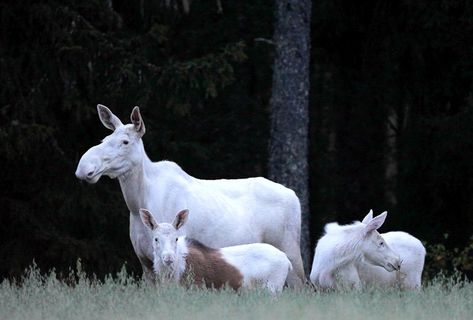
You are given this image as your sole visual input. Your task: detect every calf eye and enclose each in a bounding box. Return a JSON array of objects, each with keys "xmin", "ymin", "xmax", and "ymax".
[
  {"xmin": 123, "ymin": 140, "xmax": 129, "ymax": 145},
  {"xmin": 176, "ymin": 237, "xmax": 179, "ymax": 242},
  {"xmin": 380, "ymin": 241, "xmax": 384, "ymax": 247},
  {"xmin": 154, "ymin": 238, "xmax": 158, "ymax": 242}
]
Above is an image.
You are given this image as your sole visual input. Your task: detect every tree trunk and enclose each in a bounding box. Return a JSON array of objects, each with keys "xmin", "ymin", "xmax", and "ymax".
[
  {"xmin": 385, "ymin": 105, "xmax": 398, "ymax": 206},
  {"xmin": 268, "ymin": 0, "xmax": 312, "ymax": 274}
]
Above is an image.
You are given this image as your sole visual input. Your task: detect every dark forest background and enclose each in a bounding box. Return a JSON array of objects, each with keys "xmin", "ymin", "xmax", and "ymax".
[{"xmin": 1, "ymin": 0, "xmax": 473, "ymax": 280}]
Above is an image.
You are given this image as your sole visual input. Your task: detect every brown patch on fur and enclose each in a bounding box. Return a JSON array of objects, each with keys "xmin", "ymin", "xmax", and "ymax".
[{"xmin": 182, "ymin": 239, "xmax": 243, "ymax": 291}]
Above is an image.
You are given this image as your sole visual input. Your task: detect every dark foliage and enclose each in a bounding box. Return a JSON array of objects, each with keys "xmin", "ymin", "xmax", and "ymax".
[
  {"xmin": 1, "ymin": 0, "xmax": 473, "ymax": 279},
  {"xmin": 0, "ymin": 0, "xmax": 266, "ymax": 278},
  {"xmin": 309, "ymin": 0, "xmax": 473, "ymax": 248}
]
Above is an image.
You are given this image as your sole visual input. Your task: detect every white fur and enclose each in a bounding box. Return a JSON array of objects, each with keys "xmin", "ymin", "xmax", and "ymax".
[
  {"xmin": 75, "ymin": 105, "xmax": 304, "ymax": 285},
  {"xmin": 140, "ymin": 209, "xmax": 292, "ymax": 294},
  {"xmin": 220, "ymin": 243, "xmax": 292, "ymax": 294},
  {"xmin": 309, "ymin": 211, "xmax": 401, "ymax": 290},
  {"xmin": 356, "ymin": 231, "xmax": 426, "ymax": 290}
]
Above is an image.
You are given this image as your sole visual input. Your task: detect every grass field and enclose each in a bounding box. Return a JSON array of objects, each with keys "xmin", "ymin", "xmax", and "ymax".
[{"xmin": 1, "ymin": 266, "xmax": 472, "ymax": 320}]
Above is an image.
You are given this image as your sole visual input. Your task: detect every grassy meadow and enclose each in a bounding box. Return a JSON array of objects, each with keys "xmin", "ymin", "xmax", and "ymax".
[{"xmin": 1, "ymin": 266, "xmax": 472, "ymax": 320}]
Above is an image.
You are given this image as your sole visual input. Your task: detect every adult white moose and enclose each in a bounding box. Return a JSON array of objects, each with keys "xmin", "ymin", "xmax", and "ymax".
[
  {"xmin": 355, "ymin": 210, "xmax": 426, "ymax": 290},
  {"xmin": 139, "ymin": 208, "xmax": 292, "ymax": 294},
  {"xmin": 309, "ymin": 211, "xmax": 401, "ymax": 290},
  {"xmin": 75, "ymin": 104, "xmax": 305, "ymax": 286}
]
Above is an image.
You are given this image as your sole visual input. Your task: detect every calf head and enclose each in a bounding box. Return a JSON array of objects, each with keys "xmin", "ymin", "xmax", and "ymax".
[
  {"xmin": 360, "ymin": 211, "xmax": 401, "ymax": 272},
  {"xmin": 139, "ymin": 208, "xmax": 189, "ymax": 272}
]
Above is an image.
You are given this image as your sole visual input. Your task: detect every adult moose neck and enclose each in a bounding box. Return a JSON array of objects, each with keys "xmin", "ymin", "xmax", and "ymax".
[{"xmin": 118, "ymin": 140, "xmax": 153, "ymax": 215}]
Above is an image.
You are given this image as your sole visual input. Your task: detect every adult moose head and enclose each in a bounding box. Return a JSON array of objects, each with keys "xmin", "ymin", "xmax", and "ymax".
[
  {"xmin": 75, "ymin": 105, "xmax": 306, "ymax": 286},
  {"xmin": 75, "ymin": 104, "xmax": 145, "ymax": 183}
]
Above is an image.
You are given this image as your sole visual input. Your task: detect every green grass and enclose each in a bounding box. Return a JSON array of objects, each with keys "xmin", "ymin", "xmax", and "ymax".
[{"xmin": 1, "ymin": 266, "xmax": 473, "ymax": 320}]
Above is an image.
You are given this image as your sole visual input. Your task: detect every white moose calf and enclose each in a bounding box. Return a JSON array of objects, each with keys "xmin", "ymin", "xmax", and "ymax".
[
  {"xmin": 309, "ymin": 211, "xmax": 401, "ymax": 291},
  {"xmin": 356, "ymin": 211, "xmax": 426, "ymax": 290},
  {"xmin": 139, "ymin": 208, "xmax": 292, "ymax": 294}
]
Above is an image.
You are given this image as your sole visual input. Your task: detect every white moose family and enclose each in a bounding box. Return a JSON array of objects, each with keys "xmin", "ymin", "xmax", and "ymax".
[{"xmin": 75, "ymin": 104, "xmax": 426, "ymax": 293}]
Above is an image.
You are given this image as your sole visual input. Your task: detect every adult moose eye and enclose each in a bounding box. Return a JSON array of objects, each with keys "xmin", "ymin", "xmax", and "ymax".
[
  {"xmin": 122, "ymin": 140, "xmax": 129, "ymax": 145},
  {"xmin": 175, "ymin": 238, "xmax": 178, "ymax": 242}
]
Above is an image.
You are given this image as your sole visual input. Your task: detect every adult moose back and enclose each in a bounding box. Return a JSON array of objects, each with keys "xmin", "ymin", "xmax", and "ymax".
[{"xmin": 75, "ymin": 105, "xmax": 305, "ymax": 286}]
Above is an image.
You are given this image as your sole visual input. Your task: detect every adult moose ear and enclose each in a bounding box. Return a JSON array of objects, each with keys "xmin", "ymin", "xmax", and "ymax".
[
  {"xmin": 97, "ymin": 104, "xmax": 123, "ymax": 131},
  {"xmin": 139, "ymin": 208, "xmax": 158, "ymax": 230},
  {"xmin": 130, "ymin": 106, "xmax": 146, "ymax": 137},
  {"xmin": 364, "ymin": 211, "xmax": 387, "ymax": 236},
  {"xmin": 172, "ymin": 209, "xmax": 189, "ymax": 230},
  {"xmin": 361, "ymin": 209, "xmax": 374, "ymax": 224}
]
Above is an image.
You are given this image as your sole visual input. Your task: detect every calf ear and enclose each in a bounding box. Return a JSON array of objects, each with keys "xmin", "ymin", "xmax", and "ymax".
[
  {"xmin": 97, "ymin": 104, "xmax": 123, "ymax": 131},
  {"xmin": 139, "ymin": 208, "xmax": 158, "ymax": 230},
  {"xmin": 172, "ymin": 209, "xmax": 189, "ymax": 230},
  {"xmin": 361, "ymin": 209, "xmax": 374, "ymax": 224},
  {"xmin": 130, "ymin": 106, "xmax": 146, "ymax": 137},
  {"xmin": 364, "ymin": 211, "xmax": 387, "ymax": 235}
]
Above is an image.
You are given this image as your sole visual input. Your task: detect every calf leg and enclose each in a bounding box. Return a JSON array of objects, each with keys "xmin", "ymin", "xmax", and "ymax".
[{"xmin": 266, "ymin": 264, "xmax": 290, "ymax": 295}]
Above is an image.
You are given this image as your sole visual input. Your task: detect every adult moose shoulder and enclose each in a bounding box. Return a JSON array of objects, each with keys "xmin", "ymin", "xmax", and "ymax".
[{"xmin": 75, "ymin": 105, "xmax": 305, "ymax": 286}]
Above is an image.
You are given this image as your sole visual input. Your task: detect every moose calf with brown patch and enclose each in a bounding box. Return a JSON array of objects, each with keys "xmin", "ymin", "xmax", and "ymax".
[{"xmin": 140, "ymin": 208, "xmax": 292, "ymax": 294}]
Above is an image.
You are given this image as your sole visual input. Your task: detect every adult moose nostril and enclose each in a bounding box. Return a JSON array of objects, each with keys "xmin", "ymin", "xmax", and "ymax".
[
  {"xmin": 75, "ymin": 167, "xmax": 89, "ymax": 180},
  {"xmin": 74, "ymin": 163, "xmax": 96, "ymax": 180}
]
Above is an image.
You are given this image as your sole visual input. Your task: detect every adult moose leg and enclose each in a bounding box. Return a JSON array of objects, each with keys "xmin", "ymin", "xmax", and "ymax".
[
  {"xmin": 272, "ymin": 197, "xmax": 306, "ymax": 287},
  {"xmin": 279, "ymin": 231, "xmax": 305, "ymax": 287},
  {"xmin": 139, "ymin": 257, "xmax": 156, "ymax": 283},
  {"xmin": 129, "ymin": 213, "xmax": 156, "ymax": 283}
]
